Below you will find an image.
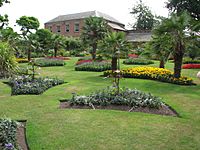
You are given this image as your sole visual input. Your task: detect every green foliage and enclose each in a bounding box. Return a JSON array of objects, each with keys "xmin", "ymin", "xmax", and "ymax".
[
  {"xmin": 0, "ymin": 118, "xmax": 18, "ymax": 150},
  {"xmin": 0, "ymin": 0, "xmax": 9, "ymax": 7},
  {"xmin": 69, "ymin": 87, "xmax": 163, "ymax": 108},
  {"xmin": 183, "ymin": 59, "xmax": 200, "ymax": 64},
  {"xmin": 75, "ymin": 61, "xmax": 111, "ymax": 72},
  {"xmin": 9, "ymin": 76, "xmax": 64, "ymax": 95},
  {"xmin": 130, "ymin": 0, "xmax": 155, "ymax": 30},
  {"xmin": 123, "ymin": 58, "xmax": 154, "ymax": 65},
  {"xmin": 34, "ymin": 58, "xmax": 65, "ymax": 67},
  {"xmin": 81, "ymin": 16, "xmax": 108, "ymax": 59},
  {"xmin": 0, "ymin": 42, "xmax": 17, "ymax": 78},
  {"xmin": 167, "ymin": 0, "xmax": 200, "ymax": 20}
]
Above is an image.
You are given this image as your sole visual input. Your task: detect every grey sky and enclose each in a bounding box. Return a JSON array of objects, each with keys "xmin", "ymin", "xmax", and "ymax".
[{"xmin": 0, "ymin": 0, "xmax": 169, "ymax": 30}]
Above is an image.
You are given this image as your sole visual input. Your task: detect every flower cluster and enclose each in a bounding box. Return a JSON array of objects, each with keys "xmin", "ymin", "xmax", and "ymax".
[
  {"xmin": 45, "ymin": 56, "xmax": 70, "ymax": 60},
  {"xmin": 104, "ymin": 67, "xmax": 194, "ymax": 85},
  {"xmin": 16, "ymin": 58, "xmax": 29, "ymax": 63},
  {"xmin": 75, "ymin": 59, "xmax": 92, "ymax": 65},
  {"xmin": 182, "ymin": 64, "xmax": 200, "ymax": 69},
  {"xmin": 9, "ymin": 75, "xmax": 64, "ymax": 95},
  {"xmin": 34, "ymin": 58, "xmax": 65, "ymax": 67},
  {"xmin": 128, "ymin": 54, "xmax": 138, "ymax": 58}
]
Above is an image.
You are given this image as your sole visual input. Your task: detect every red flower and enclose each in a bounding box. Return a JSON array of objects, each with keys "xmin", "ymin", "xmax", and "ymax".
[
  {"xmin": 128, "ymin": 54, "xmax": 138, "ymax": 58},
  {"xmin": 182, "ymin": 64, "xmax": 200, "ymax": 69},
  {"xmin": 45, "ymin": 56, "xmax": 70, "ymax": 60},
  {"xmin": 76, "ymin": 59, "xmax": 93, "ymax": 65}
]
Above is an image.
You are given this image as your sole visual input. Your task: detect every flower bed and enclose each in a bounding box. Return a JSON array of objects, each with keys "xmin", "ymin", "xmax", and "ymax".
[
  {"xmin": 0, "ymin": 118, "xmax": 18, "ymax": 150},
  {"xmin": 34, "ymin": 58, "xmax": 65, "ymax": 67},
  {"xmin": 75, "ymin": 61, "xmax": 111, "ymax": 72},
  {"xmin": 45, "ymin": 56, "xmax": 70, "ymax": 60},
  {"xmin": 183, "ymin": 60, "xmax": 200, "ymax": 64},
  {"xmin": 128, "ymin": 54, "xmax": 138, "ymax": 58},
  {"xmin": 104, "ymin": 67, "xmax": 194, "ymax": 85},
  {"xmin": 75, "ymin": 59, "xmax": 93, "ymax": 65},
  {"xmin": 16, "ymin": 58, "xmax": 29, "ymax": 63},
  {"xmin": 9, "ymin": 76, "xmax": 64, "ymax": 95},
  {"xmin": 123, "ymin": 58, "xmax": 154, "ymax": 65},
  {"xmin": 182, "ymin": 64, "xmax": 200, "ymax": 69}
]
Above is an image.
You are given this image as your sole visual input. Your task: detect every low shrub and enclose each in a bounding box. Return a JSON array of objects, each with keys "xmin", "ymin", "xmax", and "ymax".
[
  {"xmin": 183, "ymin": 58, "xmax": 200, "ymax": 64},
  {"xmin": 69, "ymin": 87, "xmax": 163, "ymax": 108},
  {"xmin": 16, "ymin": 58, "xmax": 29, "ymax": 63},
  {"xmin": 0, "ymin": 118, "xmax": 18, "ymax": 150},
  {"xmin": 75, "ymin": 61, "xmax": 111, "ymax": 72},
  {"xmin": 9, "ymin": 76, "xmax": 64, "ymax": 95},
  {"xmin": 104, "ymin": 67, "xmax": 194, "ymax": 85},
  {"xmin": 34, "ymin": 58, "xmax": 65, "ymax": 67},
  {"xmin": 123, "ymin": 58, "xmax": 154, "ymax": 65},
  {"xmin": 182, "ymin": 64, "xmax": 200, "ymax": 69}
]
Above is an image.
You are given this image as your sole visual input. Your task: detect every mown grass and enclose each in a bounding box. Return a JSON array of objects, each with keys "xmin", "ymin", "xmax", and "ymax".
[{"xmin": 0, "ymin": 58, "xmax": 200, "ymax": 150}]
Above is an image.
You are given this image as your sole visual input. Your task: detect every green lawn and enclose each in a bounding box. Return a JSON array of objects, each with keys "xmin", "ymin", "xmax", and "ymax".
[{"xmin": 0, "ymin": 58, "xmax": 200, "ymax": 150}]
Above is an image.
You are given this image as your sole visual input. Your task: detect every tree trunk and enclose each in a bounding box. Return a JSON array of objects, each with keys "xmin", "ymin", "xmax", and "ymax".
[
  {"xmin": 54, "ymin": 47, "xmax": 58, "ymax": 57},
  {"xmin": 174, "ymin": 42, "xmax": 184, "ymax": 78},
  {"xmin": 28, "ymin": 49, "xmax": 31, "ymax": 61},
  {"xmin": 91, "ymin": 43, "xmax": 97, "ymax": 60},
  {"xmin": 111, "ymin": 57, "xmax": 118, "ymax": 72},
  {"xmin": 159, "ymin": 59, "xmax": 165, "ymax": 68}
]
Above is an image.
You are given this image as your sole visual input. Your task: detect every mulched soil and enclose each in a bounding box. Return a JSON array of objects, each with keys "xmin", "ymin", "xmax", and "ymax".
[
  {"xmin": 59, "ymin": 101, "xmax": 179, "ymax": 117},
  {"xmin": 16, "ymin": 120, "xmax": 29, "ymax": 150}
]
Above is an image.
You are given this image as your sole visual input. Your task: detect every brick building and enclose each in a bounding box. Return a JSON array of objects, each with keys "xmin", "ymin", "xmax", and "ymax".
[{"xmin": 44, "ymin": 10, "xmax": 126, "ymax": 37}]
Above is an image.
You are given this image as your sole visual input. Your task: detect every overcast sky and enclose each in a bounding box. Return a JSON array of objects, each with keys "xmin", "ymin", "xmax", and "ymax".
[{"xmin": 0, "ymin": 0, "xmax": 169, "ymax": 30}]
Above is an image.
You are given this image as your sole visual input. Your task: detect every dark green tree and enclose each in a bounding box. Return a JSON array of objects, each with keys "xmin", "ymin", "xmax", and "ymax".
[
  {"xmin": 16, "ymin": 16, "xmax": 40, "ymax": 61},
  {"xmin": 130, "ymin": 0, "xmax": 155, "ymax": 30},
  {"xmin": 167, "ymin": 0, "xmax": 200, "ymax": 20},
  {"xmin": 50, "ymin": 34, "xmax": 65, "ymax": 57},
  {"xmin": 154, "ymin": 11, "xmax": 191, "ymax": 78},
  {"xmin": 81, "ymin": 16, "xmax": 108, "ymax": 60}
]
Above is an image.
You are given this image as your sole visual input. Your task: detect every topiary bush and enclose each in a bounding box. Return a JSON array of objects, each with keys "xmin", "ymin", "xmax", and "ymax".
[
  {"xmin": 75, "ymin": 61, "xmax": 111, "ymax": 72},
  {"xmin": 104, "ymin": 67, "xmax": 194, "ymax": 85},
  {"xmin": 34, "ymin": 58, "xmax": 65, "ymax": 67},
  {"xmin": 0, "ymin": 118, "xmax": 18, "ymax": 150},
  {"xmin": 69, "ymin": 87, "xmax": 163, "ymax": 109},
  {"xmin": 9, "ymin": 76, "xmax": 64, "ymax": 95},
  {"xmin": 123, "ymin": 58, "xmax": 154, "ymax": 65}
]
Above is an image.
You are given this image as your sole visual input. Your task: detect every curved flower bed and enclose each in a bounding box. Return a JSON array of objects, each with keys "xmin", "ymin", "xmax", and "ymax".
[
  {"xmin": 46, "ymin": 56, "xmax": 70, "ymax": 60},
  {"xmin": 104, "ymin": 67, "xmax": 194, "ymax": 85},
  {"xmin": 182, "ymin": 64, "xmax": 200, "ymax": 69},
  {"xmin": 35, "ymin": 58, "xmax": 65, "ymax": 67},
  {"xmin": 75, "ymin": 59, "xmax": 93, "ymax": 65},
  {"xmin": 75, "ymin": 61, "xmax": 111, "ymax": 72},
  {"xmin": 9, "ymin": 76, "xmax": 64, "ymax": 95}
]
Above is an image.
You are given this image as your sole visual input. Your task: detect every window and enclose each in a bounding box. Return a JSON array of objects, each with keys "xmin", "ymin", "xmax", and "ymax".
[
  {"xmin": 66, "ymin": 24, "xmax": 70, "ymax": 32},
  {"xmin": 49, "ymin": 26, "xmax": 52, "ymax": 32},
  {"xmin": 57, "ymin": 26, "xmax": 61, "ymax": 32},
  {"xmin": 74, "ymin": 23, "xmax": 79, "ymax": 32}
]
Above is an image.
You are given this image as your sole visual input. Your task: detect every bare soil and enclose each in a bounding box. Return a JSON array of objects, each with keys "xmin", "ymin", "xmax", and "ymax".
[{"xmin": 59, "ymin": 101, "xmax": 179, "ymax": 117}]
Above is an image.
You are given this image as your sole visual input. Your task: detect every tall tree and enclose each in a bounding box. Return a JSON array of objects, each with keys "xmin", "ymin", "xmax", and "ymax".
[
  {"xmin": 130, "ymin": 0, "xmax": 155, "ymax": 30},
  {"xmin": 81, "ymin": 16, "xmax": 108, "ymax": 60},
  {"xmin": 167, "ymin": 0, "xmax": 200, "ymax": 20},
  {"xmin": 51, "ymin": 34, "xmax": 64, "ymax": 57},
  {"xmin": 100, "ymin": 32, "xmax": 130, "ymax": 71},
  {"xmin": 0, "ymin": 0, "xmax": 10, "ymax": 29},
  {"xmin": 16, "ymin": 16, "xmax": 40, "ymax": 61},
  {"xmin": 154, "ymin": 11, "xmax": 191, "ymax": 78}
]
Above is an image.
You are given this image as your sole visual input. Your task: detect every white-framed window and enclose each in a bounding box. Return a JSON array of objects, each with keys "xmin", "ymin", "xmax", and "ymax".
[
  {"xmin": 74, "ymin": 23, "xmax": 79, "ymax": 32},
  {"xmin": 57, "ymin": 26, "xmax": 61, "ymax": 32},
  {"xmin": 66, "ymin": 24, "xmax": 70, "ymax": 32}
]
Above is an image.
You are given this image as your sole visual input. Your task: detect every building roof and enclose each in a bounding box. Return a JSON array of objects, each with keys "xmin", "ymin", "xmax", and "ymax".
[
  {"xmin": 45, "ymin": 10, "xmax": 124, "ymax": 26},
  {"xmin": 107, "ymin": 22, "xmax": 125, "ymax": 31},
  {"xmin": 126, "ymin": 31, "xmax": 152, "ymax": 42}
]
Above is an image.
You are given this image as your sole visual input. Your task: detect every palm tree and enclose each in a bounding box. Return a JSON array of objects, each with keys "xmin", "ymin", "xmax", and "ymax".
[
  {"xmin": 51, "ymin": 34, "xmax": 64, "ymax": 57},
  {"xmin": 100, "ymin": 32, "xmax": 130, "ymax": 71},
  {"xmin": 154, "ymin": 11, "xmax": 191, "ymax": 78},
  {"xmin": 81, "ymin": 17, "xmax": 108, "ymax": 60},
  {"xmin": 144, "ymin": 34, "xmax": 173, "ymax": 68}
]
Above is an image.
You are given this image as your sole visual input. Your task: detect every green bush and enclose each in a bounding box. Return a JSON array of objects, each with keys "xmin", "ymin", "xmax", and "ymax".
[
  {"xmin": 75, "ymin": 62, "xmax": 111, "ymax": 72},
  {"xmin": 9, "ymin": 76, "xmax": 64, "ymax": 95},
  {"xmin": 123, "ymin": 58, "xmax": 154, "ymax": 65},
  {"xmin": 69, "ymin": 87, "xmax": 163, "ymax": 109},
  {"xmin": 0, "ymin": 118, "xmax": 18, "ymax": 150},
  {"xmin": 34, "ymin": 58, "xmax": 65, "ymax": 67},
  {"xmin": 0, "ymin": 42, "xmax": 17, "ymax": 78},
  {"xmin": 183, "ymin": 59, "xmax": 200, "ymax": 64}
]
